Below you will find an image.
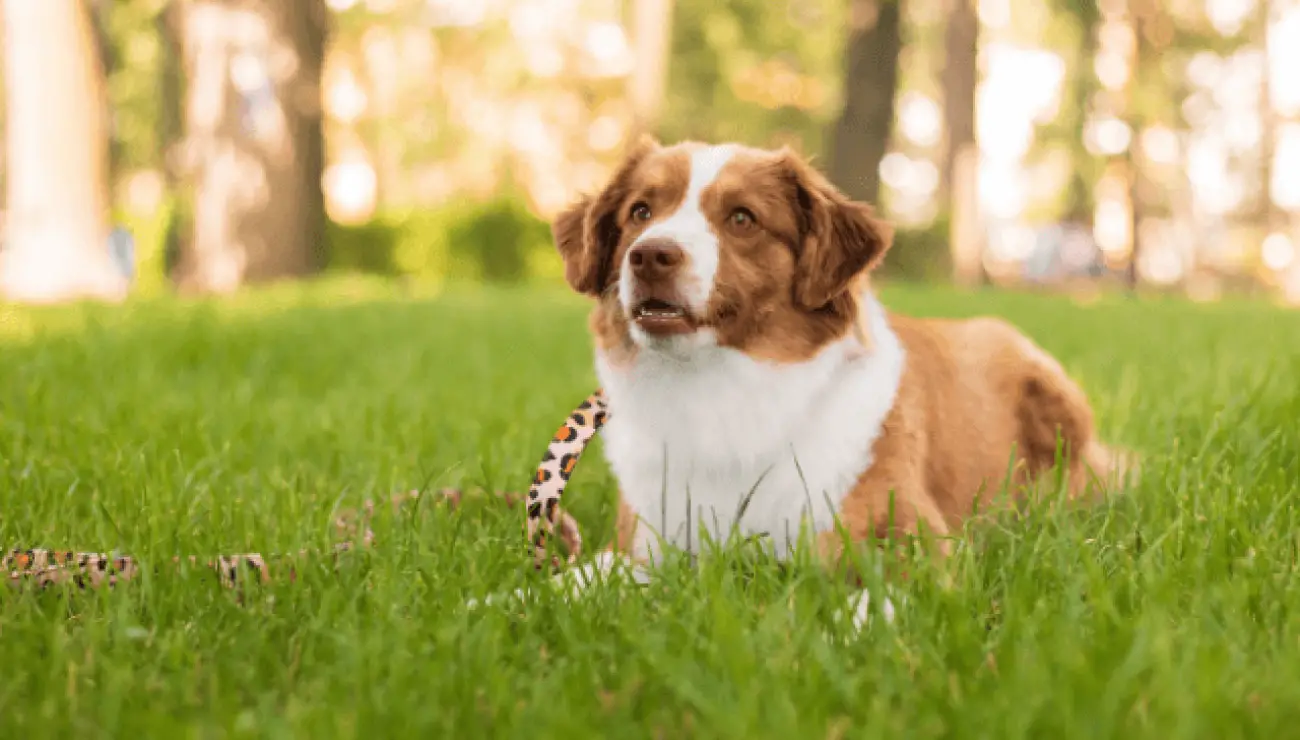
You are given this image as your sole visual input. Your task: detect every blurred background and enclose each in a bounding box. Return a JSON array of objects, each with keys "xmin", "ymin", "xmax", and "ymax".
[{"xmin": 1, "ymin": 0, "xmax": 1298, "ymax": 305}]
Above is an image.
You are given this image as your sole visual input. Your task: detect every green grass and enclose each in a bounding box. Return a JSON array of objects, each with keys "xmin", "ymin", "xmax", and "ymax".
[{"xmin": 2, "ymin": 276, "xmax": 1299, "ymax": 738}]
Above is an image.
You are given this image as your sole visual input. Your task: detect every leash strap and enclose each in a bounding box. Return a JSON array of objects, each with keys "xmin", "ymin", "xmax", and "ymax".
[
  {"xmin": 6, "ymin": 391, "xmax": 609, "ymax": 591},
  {"xmin": 525, "ymin": 389, "xmax": 609, "ymax": 569}
]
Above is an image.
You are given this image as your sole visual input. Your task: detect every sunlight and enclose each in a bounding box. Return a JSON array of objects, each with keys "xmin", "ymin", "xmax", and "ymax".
[
  {"xmin": 324, "ymin": 149, "xmax": 378, "ymax": 224},
  {"xmin": 1262, "ymin": 232, "xmax": 1297, "ymax": 272}
]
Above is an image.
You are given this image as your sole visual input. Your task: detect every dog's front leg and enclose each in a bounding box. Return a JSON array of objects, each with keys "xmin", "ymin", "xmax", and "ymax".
[
  {"xmin": 466, "ymin": 499, "xmax": 652, "ymax": 609},
  {"xmin": 813, "ymin": 530, "xmax": 900, "ymax": 632},
  {"xmin": 818, "ymin": 468, "xmax": 952, "ymax": 631},
  {"xmin": 464, "ymin": 548, "xmax": 651, "ymax": 609},
  {"xmin": 552, "ymin": 497, "xmax": 654, "ymax": 598}
]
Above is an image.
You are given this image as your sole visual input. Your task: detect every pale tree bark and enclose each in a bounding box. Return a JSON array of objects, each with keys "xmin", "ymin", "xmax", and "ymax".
[
  {"xmin": 940, "ymin": 0, "xmax": 976, "ymax": 202},
  {"xmin": 627, "ymin": 0, "xmax": 675, "ymax": 137},
  {"xmin": 1257, "ymin": 0, "xmax": 1283, "ymax": 235},
  {"xmin": 940, "ymin": 0, "xmax": 981, "ymax": 285},
  {"xmin": 0, "ymin": 0, "xmax": 126, "ymax": 303},
  {"xmin": 1256, "ymin": 0, "xmax": 1300, "ymax": 305},
  {"xmin": 829, "ymin": 0, "xmax": 903, "ymax": 206},
  {"xmin": 172, "ymin": 0, "xmax": 327, "ymax": 293}
]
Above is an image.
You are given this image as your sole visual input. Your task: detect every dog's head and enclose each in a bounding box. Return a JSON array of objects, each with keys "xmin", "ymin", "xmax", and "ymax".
[{"xmin": 552, "ymin": 137, "xmax": 893, "ymax": 363}]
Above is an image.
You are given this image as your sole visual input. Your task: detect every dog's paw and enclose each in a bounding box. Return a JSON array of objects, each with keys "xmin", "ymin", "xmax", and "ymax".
[
  {"xmin": 465, "ymin": 551, "xmax": 651, "ymax": 610},
  {"xmin": 464, "ymin": 586, "xmax": 530, "ymax": 610},
  {"xmin": 834, "ymin": 587, "xmax": 897, "ymax": 634},
  {"xmin": 554, "ymin": 550, "xmax": 653, "ymax": 597}
]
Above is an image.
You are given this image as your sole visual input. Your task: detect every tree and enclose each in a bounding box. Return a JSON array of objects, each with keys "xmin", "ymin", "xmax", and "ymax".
[
  {"xmin": 628, "ymin": 0, "xmax": 675, "ymax": 137},
  {"xmin": 1055, "ymin": 0, "xmax": 1102, "ymax": 224},
  {"xmin": 940, "ymin": 0, "xmax": 977, "ymax": 201},
  {"xmin": 170, "ymin": 0, "xmax": 328, "ymax": 293},
  {"xmin": 0, "ymin": 0, "xmax": 126, "ymax": 303},
  {"xmin": 828, "ymin": 0, "xmax": 903, "ymax": 206},
  {"xmin": 1256, "ymin": 0, "xmax": 1283, "ymax": 237},
  {"xmin": 940, "ymin": 0, "xmax": 981, "ymax": 286},
  {"xmin": 658, "ymin": 0, "xmax": 846, "ymax": 153}
]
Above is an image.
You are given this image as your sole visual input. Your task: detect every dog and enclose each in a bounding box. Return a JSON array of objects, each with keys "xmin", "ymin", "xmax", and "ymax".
[{"xmin": 497, "ymin": 137, "xmax": 1131, "ymax": 625}]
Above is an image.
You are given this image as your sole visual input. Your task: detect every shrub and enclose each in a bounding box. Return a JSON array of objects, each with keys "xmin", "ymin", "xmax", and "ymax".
[
  {"xmin": 325, "ymin": 196, "xmax": 553, "ymax": 284},
  {"xmin": 879, "ymin": 212, "xmax": 953, "ymax": 283}
]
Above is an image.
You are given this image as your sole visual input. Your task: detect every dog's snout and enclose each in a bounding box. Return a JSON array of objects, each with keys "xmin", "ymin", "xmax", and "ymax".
[{"xmin": 628, "ymin": 239, "xmax": 685, "ymax": 280}]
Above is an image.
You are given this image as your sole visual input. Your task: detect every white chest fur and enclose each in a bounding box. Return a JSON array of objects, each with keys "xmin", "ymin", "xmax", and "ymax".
[{"xmin": 594, "ymin": 294, "xmax": 906, "ymax": 562}]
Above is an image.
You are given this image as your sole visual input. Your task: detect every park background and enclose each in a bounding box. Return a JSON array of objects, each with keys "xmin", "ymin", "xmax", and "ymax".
[
  {"xmin": 4, "ymin": 2, "xmax": 1300, "ymax": 737},
  {"xmin": 3, "ymin": 0, "xmax": 1300, "ymax": 304}
]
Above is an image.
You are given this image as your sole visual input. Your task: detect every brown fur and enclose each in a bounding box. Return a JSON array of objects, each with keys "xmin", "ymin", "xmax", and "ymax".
[
  {"xmin": 563, "ymin": 138, "xmax": 894, "ymax": 366},
  {"xmin": 554, "ymin": 138, "xmax": 1130, "ymax": 574},
  {"xmin": 831, "ymin": 315, "xmax": 1122, "ymax": 563}
]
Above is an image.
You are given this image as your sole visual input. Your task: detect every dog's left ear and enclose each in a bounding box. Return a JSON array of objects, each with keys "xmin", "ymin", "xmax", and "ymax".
[
  {"xmin": 777, "ymin": 150, "xmax": 893, "ymax": 312},
  {"xmin": 552, "ymin": 135, "xmax": 661, "ymax": 297}
]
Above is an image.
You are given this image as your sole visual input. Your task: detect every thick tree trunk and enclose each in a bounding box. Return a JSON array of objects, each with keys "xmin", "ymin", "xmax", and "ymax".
[
  {"xmin": 829, "ymin": 0, "xmax": 903, "ymax": 206},
  {"xmin": 0, "ymin": 0, "xmax": 126, "ymax": 303},
  {"xmin": 158, "ymin": 2, "xmax": 188, "ymax": 275},
  {"xmin": 172, "ymin": 0, "xmax": 327, "ymax": 293},
  {"xmin": 940, "ymin": 0, "xmax": 977, "ymax": 202},
  {"xmin": 940, "ymin": 0, "xmax": 981, "ymax": 285},
  {"xmin": 627, "ymin": 0, "xmax": 675, "ymax": 137}
]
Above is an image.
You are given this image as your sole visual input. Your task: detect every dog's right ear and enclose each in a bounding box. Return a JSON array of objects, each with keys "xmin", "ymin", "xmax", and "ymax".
[
  {"xmin": 552, "ymin": 135, "xmax": 660, "ymax": 297},
  {"xmin": 552, "ymin": 194, "xmax": 601, "ymax": 296}
]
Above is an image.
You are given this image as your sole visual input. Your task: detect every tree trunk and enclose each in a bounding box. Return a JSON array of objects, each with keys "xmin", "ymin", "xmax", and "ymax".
[
  {"xmin": 0, "ymin": 0, "xmax": 126, "ymax": 303},
  {"xmin": 1063, "ymin": 7, "xmax": 1100, "ymax": 223},
  {"xmin": 158, "ymin": 1, "xmax": 188, "ymax": 276},
  {"xmin": 627, "ymin": 0, "xmax": 675, "ymax": 137},
  {"xmin": 940, "ymin": 0, "xmax": 977, "ymax": 203},
  {"xmin": 172, "ymin": 0, "xmax": 328, "ymax": 293},
  {"xmin": 1123, "ymin": 1, "xmax": 1145, "ymax": 291},
  {"xmin": 1257, "ymin": 0, "xmax": 1283, "ymax": 235},
  {"xmin": 940, "ymin": 0, "xmax": 980, "ymax": 285},
  {"xmin": 829, "ymin": 0, "xmax": 903, "ymax": 206},
  {"xmin": 949, "ymin": 144, "xmax": 983, "ymax": 286}
]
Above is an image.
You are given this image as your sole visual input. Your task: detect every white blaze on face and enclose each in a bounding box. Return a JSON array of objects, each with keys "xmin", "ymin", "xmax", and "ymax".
[{"xmin": 618, "ymin": 145, "xmax": 738, "ymax": 315}]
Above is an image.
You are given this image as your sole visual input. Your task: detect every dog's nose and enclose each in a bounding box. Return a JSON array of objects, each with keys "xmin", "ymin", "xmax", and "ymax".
[{"xmin": 628, "ymin": 239, "xmax": 685, "ymax": 280}]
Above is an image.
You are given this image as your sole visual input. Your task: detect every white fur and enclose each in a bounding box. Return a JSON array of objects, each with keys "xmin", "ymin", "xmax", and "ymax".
[
  {"xmin": 464, "ymin": 551, "xmax": 652, "ymax": 610},
  {"xmin": 618, "ymin": 145, "xmax": 737, "ymax": 326},
  {"xmin": 467, "ymin": 146, "xmax": 909, "ymax": 632},
  {"xmin": 596, "ymin": 293, "xmax": 905, "ymax": 563},
  {"xmin": 607, "ymin": 145, "xmax": 905, "ymax": 564},
  {"xmin": 845, "ymin": 588, "xmax": 897, "ymax": 630},
  {"xmin": 466, "ymin": 551, "xmax": 895, "ymax": 634}
]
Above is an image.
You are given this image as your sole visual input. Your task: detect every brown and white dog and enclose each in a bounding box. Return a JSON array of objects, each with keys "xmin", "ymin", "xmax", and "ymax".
[{"xmin": 528, "ymin": 137, "xmax": 1128, "ymax": 624}]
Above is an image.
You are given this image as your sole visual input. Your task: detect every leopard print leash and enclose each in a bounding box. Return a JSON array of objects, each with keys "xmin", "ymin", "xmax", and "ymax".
[
  {"xmin": 525, "ymin": 390, "xmax": 609, "ymax": 566},
  {"xmin": 5, "ymin": 390, "xmax": 609, "ymax": 591}
]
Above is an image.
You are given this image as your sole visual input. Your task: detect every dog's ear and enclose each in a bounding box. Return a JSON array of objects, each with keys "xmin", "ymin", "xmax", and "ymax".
[
  {"xmin": 776, "ymin": 149, "xmax": 893, "ymax": 312},
  {"xmin": 552, "ymin": 136, "xmax": 661, "ymax": 297},
  {"xmin": 552, "ymin": 194, "xmax": 600, "ymax": 295}
]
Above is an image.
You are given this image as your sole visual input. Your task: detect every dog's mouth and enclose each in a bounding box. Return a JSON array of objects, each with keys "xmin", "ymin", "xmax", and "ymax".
[{"xmin": 631, "ymin": 298, "xmax": 696, "ymax": 336}]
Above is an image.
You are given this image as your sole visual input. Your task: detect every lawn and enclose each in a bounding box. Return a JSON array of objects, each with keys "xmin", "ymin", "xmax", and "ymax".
[{"xmin": 2, "ymin": 276, "xmax": 1299, "ymax": 738}]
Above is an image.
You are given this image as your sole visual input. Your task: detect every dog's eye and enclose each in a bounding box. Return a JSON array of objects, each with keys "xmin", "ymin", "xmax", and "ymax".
[
  {"xmin": 728, "ymin": 208, "xmax": 757, "ymax": 230},
  {"xmin": 630, "ymin": 202, "xmax": 652, "ymax": 223}
]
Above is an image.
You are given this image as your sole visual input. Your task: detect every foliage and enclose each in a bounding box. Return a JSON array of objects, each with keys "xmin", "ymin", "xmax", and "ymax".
[
  {"xmin": 112, "ymin": 194, "xmax": 177, "ymax": 297},
  {"xmin": 661, "ymin": 0, "xmax": 848, "ymax": 153},
  {"xmin": 21, "ymin": 0, "xmax": 1280, "ymax": 296},
  {"xmin": 880, "ymin": 213, "xmax": 953, "ymax": 283},
  {"xmin": 3, "ymin": 281, "xmax": 1300, "ymax": 734},
  {"xmin": 326, "ymin": 196, "xmax": 554, "ymax": 284},
  {"xmin": 98, "ymin": 0, "xmax": 170, "ymax": 176}
]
